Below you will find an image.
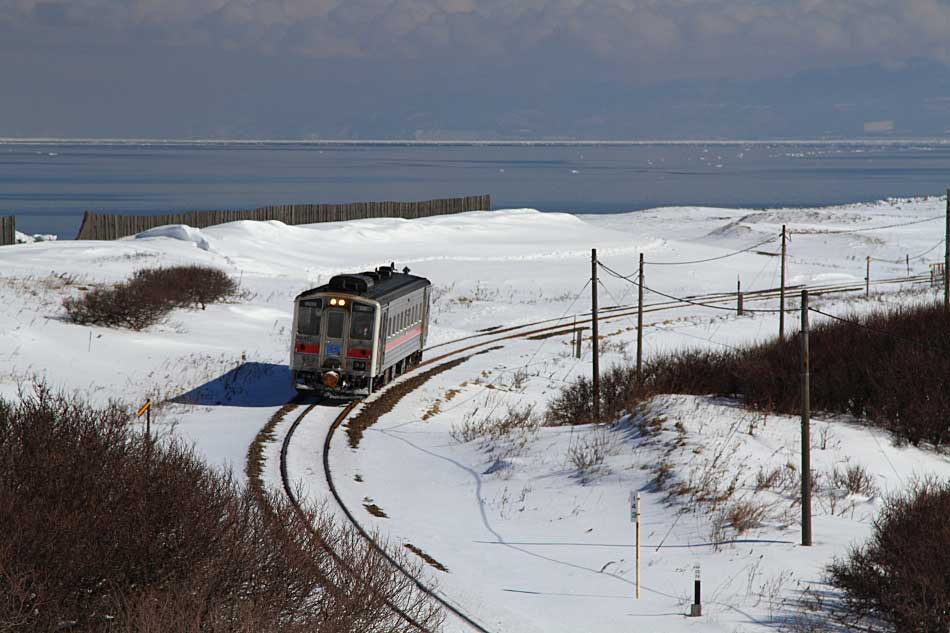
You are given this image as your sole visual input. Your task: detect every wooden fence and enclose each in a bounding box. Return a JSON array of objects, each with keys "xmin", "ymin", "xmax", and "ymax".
[
  {"xmin": 0, "ymin": 216, "xmax": 14, "ymax": 246},
  {"xmin": 75, "ymin": 194, "xmax": 491, "ymax": 241}
]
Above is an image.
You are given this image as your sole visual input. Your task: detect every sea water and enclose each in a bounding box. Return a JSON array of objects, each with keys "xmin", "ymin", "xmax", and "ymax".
[{"xmin": 4, "ymin": 140, "xmax": 950, "ymax": 239}]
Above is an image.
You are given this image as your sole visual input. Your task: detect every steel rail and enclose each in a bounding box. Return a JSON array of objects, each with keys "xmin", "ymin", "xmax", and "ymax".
[
  {"xmin": 279, "ymin": 399, "xmax": 438, "ymax": 633},
  {"xmin": 277, "ymin": 269, "xmax": 932, "ymax": 633}
]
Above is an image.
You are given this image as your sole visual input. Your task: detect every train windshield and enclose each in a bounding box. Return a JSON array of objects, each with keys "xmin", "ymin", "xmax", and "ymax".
[
  {"xmin": 350, "ymin": 304, "xmax": 375, "ymax": 340},
  {"xmin": 297, "ymin": 299, "xmax": 322, "ymax": 335},
  {"xmin": 326, "ymin": 310, "xmax": 345, "ymax": 339}
]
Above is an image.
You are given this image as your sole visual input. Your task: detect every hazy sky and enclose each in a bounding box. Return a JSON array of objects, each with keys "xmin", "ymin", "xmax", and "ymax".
[{"xmin": 3, "ymin": 0, "xmax": 950, "ymax": 139}]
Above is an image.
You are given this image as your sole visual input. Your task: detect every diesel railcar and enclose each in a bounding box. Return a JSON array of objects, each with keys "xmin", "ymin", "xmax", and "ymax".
[{"xmin": 290, "ymin": 265, "xmax": 431, "ymax": 397}]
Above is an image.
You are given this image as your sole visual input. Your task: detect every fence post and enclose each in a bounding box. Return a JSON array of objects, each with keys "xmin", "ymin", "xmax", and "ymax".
[
  {"xmin": 0, "ymin": 216, "xmax": 14, "ymax": 246},
  {"xmin": 737, "ymin": 277, "xmax": 743, "ymax": 316},
  {"xmin": 866, "ymin": 256, "xmax": 870, "ymax": 298},
  {"xmin": 72, "ymin": 195, "xmax": 489, "ymax": 240}
]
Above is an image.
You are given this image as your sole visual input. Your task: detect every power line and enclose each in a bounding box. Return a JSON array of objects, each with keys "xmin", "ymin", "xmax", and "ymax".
[
  {"xmin": 869, "ymin": 239, "xmax": 946, "ymax": 264},
  {"xmin": 643, "ymin": 234, "xmax": 779, "ymax": 266},
  {"xmin": 437, "ymin": 278, "xmax": 592, "ymax": 415},
  {"xmin": 797, "ymin": 214, "xmax": 943, "ymax": 236},
  {"xmin": 598, "ymin": 261, "xmax": 785, "ymax": 314}
]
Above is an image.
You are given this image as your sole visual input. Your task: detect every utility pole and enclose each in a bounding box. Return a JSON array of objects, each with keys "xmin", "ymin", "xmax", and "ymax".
[
  {"xmin": 945, "ymin": 190, "xmax": 949, "ymax": 310},
  {"xmin": 800, "ymin": 290, "xmax": 812, "ymax": 547},
  {"xmin": 780, "ymin": 225, "xmax": 787, "ymax": 341},
  {"xmin": 866, "ymin": 256, "xmax": 870, "ymax": 298},
  {"xmin": 906, "ymin": 253, "xmax": 910, "ymax": 277},
  {"xmin": 636, "ymin": 252, "xmax": 644, "ymax": 389},
  {"xmin": 591, "ymin": 249, "xmax": 600, "ymax": 425}
]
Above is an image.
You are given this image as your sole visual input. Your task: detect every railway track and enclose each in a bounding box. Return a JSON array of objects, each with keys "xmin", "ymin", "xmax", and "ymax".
[{"xmin": 274, "ymin": 270, "xmax": 931, "ymax": 632}]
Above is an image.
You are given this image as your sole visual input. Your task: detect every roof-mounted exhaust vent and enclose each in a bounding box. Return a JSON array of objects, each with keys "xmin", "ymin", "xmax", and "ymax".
[
  {"xmin": 376, "ymin": 266, "xmax": 393, "ymax": 279},
  {"xmin": 328, "ymin": 274, "xmax": 373, "ymax": 294}
]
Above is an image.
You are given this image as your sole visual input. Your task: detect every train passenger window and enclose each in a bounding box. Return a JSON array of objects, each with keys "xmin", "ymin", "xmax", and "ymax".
[
  {"xmin": 350, "ymin": 304, "xmax": 374, "ymax": 340},
  {"xmin": 298, "ymin": 299, "xmax": 322, "ymax": 336},
  {"xmin": 327, "ymin": 310, "xmax": 344, "ymax": 339}
]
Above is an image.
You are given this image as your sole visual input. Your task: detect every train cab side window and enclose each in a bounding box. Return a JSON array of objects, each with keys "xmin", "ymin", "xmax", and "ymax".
[
  {"xmin": 350, "ymin": 304, "xmax": 374, "ymax": 340},
  {"xmin": 298, "ymin": 299, "xmax": 322, "ymax": 336}
]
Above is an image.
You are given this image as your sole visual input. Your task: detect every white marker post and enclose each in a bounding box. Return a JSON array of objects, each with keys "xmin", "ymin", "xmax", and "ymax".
[{"xmin": 630, "ymin": 492, "xmax": 641, "ymax": 600}]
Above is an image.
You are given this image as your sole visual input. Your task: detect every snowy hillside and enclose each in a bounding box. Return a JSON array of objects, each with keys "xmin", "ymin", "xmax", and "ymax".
[{"xmin": 2, "ymin": 200, "xmax": 948, "ymax": 632}]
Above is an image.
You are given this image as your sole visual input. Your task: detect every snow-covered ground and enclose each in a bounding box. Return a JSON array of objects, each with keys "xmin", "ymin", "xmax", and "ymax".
[{"xmin": 2, "ymin": 199, "xmax": 948, "ymax": 631}]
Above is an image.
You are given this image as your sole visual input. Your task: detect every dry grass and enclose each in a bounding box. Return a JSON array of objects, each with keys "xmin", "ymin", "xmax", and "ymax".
[
  {"xmin": 568, "ymin": 428, "xmax": 614, "ymax": 482},
  {"xmin": 403, "ymin": 544, "xmax": 448, "ymax": 573}
]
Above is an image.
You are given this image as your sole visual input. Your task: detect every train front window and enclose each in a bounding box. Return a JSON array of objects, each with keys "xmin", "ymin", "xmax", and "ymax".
[
  {"xmin": 327, "ymin": 310, "xmax": 345, "ymax": 339},
  {"xmin": 298, "ymin": 299, "xmax": 322, "ymax": 336},
  {"xmin": 350, "ymin": 304, "xmax": 375, "ymax": 340}
]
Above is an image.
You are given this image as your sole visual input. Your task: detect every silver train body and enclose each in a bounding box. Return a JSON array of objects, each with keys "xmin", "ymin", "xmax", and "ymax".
[{"xmin": 290, "ymin": 265, "xmax": 431, "ymax": 397}]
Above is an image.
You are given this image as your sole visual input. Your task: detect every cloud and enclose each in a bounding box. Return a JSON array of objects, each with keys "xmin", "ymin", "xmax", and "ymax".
[{"xmin": 3, "ymin": 0, "xmax": 950, "ymax": 80}]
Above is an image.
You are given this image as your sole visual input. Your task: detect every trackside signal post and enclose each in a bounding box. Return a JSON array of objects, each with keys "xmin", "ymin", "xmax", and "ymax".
[
  {"xmin": 689, "ymin": 564, "xmax": 702, "ymax": 616},
  {"xmin": 630, "ymin": 492, "xmax": 640, "ymax": 600},
  {"xmin": 136, "ymin": 398, "xmax": 152, "ymax": 440}
]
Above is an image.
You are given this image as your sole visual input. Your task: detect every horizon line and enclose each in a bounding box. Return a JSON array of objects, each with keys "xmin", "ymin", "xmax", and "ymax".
[{"xmin": 2, "ymin": 136, "xmax": 950, "ymax": 146}]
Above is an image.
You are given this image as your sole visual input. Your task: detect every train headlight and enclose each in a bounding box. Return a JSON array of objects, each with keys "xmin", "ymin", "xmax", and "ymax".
[
  {"xmin": 338, "ymin": 299, "xmax": 346, "ymax": 306},
  {"xmin": 330, "ymin": 298, "xmax": 337, "ymax": 306}
]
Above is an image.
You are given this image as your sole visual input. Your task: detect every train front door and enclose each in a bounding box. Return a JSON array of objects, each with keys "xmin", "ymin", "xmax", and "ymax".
[{"xmin": 322, "ymin": 308, "xmax": 348, "ymax": 379}]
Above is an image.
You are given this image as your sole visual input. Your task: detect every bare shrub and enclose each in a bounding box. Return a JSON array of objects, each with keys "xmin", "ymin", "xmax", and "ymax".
[
  {"xmin": 828, "ymin": 477, "xmax": 950, "ymax": 632},
  {"xmin": 831, "ymin": 464, "xmax": 879, "ymax": 498},
  {"xmin": 546, "ymin": 364, "xmax": 635, "ymax": 426},
  {"xmin": 651, "ymin": 459, "xmax": 674, "ymax": 490},
  {"xmin": 63, "ymin": 265, "xmax": 238, "ymax": 330},
  {"xmin": 0, "ymin": 384, "xmax": 440, "ymax": 632},
  {"xmin": 63, "ymin": 279, "xmax": 168, "ymax": 329},
  {"xmin": 546, "ymin": 302, "xmax": 950, "ymax": 447},
  {"xmin": 568, "ymin": 428, "xmax": 613, "ymax": 479},
  {"xmin": 131, "ymin": 265, "xmax": 238, "ymax": 309}
]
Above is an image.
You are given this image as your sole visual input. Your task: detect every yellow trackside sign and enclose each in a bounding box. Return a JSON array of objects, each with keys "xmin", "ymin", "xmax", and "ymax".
[{"xmin": 136, "ymin": 399, "xmax": 151, "ymax": 418}]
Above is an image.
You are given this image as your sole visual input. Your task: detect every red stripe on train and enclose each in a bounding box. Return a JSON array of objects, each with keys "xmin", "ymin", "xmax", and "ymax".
[
  {"xmin": 385, "ymin": 326, "xmax": 422, "ymax": 352},
  {"xmin": 294, "ymin": 342, "xmax": 319, "ymax": 354}
]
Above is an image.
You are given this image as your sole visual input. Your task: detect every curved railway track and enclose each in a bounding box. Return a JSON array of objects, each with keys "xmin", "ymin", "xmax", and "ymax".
[{"xmin": 274, "ymin": 270, "xmax": 931, "ymax": 632}]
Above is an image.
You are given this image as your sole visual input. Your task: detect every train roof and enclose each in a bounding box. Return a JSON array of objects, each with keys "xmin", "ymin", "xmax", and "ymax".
[{"xmin": 296, "ymin": 266, "xmax": 430, "ymax": 303}]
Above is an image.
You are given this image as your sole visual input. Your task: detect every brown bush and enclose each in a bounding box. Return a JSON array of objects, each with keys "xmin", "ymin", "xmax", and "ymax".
[
  {"xmin": 0, "ymin": 384, "xmax": 440, "ymax": 632},
  {"xmin": 547, "ymin": 302, "xmax": 950, "ymax": 447},
  {"xmin": 63, "ymin": 265, "xmax": 238, "ymax": 330},
  {"xmin": 828, "ymin": 478, "xmax": 950, "ymax": 632},
  {"xmin": 130, "ymin": 266, "xmax": 238, "ymax": 310}
]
